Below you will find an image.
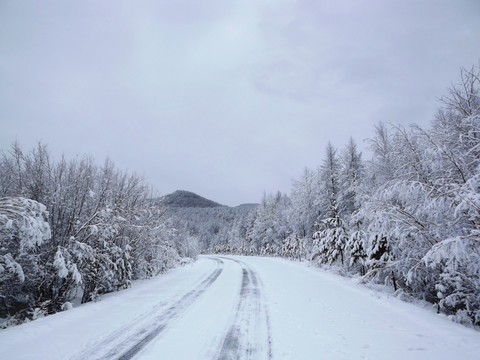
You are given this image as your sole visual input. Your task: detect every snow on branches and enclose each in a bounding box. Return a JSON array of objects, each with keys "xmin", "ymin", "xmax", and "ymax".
[
  {"xmin": 0, "ymin": 197, "xmax": 51, "ymax": 250},
  {"xmin": 206, "ymin": 64, "xmax": 480, "ymax": 327},
  {"xmin": 0, "ymin": 147, "xmax": 198, "ymax": 325}
]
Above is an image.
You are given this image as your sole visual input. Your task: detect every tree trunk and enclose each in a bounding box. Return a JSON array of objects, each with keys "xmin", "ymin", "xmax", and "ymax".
[{"xmin": 391, "ymin": 271, "xmax": 397, "ymax": 292}]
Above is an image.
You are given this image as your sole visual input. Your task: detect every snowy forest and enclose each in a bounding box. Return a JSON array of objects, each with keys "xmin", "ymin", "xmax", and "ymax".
[
  {"xmin": 204, "ymin": 66, "xmax": 480, "ymax": 326},
  {"xmin": 1, "ymin": 65, "xmax": 479, "ymax": 328},
  {"xmin": 0, "ymin": 149, "xmax": 199, "ymax": 327}
]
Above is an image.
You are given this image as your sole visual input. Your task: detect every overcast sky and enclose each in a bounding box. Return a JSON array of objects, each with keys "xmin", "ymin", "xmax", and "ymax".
[{"xmin": 1, "ymin": 0, "xmax": 479, "ymax": 206}]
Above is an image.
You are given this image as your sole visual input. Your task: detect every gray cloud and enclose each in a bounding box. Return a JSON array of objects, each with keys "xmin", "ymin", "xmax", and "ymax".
[{"xmin": 1, "ymin": 0, "xmax": 479, "ymax": 206}]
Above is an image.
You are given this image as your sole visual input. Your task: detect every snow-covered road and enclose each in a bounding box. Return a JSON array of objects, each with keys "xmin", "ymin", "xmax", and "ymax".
[{"xmin": 1, "ymin": 256, "xmax": 479, "ymax": 359}]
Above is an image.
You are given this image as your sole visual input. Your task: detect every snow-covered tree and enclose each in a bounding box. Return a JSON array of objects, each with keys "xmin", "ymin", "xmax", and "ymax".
[
  {"xmin": 346, "ymin": 216, "xmax": 367, "ymax": 275},
  {"xmin": 0, "ymin": 197, "xmax": 51, "ymax": 318},
  {"xmin": 0, "ymin": 143, "xmax": 194, "ymax": 324},
  {"xmin": 250, "ymin": 192, "xmax": 291, "ymax": 255},
  {"xmin": 290, "ymin": 167, "xmax": 321, "ymax": 239},
  {"xmin": 281, "ymin": 233, "xmax": 304, "ymax": 260},
  {"xmin": 363, "ymin": 217, "xmax": 397, "ymax": 289},
  {"xmin": 311, "ymin": 143, "xmax": 347, "ymax": 265},
  {"xmin": 339, "ymin": 138, "xmax": 364, "ymax": 220},
  {"xmin": 312, "ymin": 215, "xmax": 348, "ymax": 266}
]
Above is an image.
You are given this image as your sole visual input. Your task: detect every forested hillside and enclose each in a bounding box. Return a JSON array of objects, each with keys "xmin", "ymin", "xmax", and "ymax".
[
  {"xmin": 209, "ymin": 66, "xmax": 480, "ymax": 326},
  {"xmin": 162, "ymin": 193, "xmax": 257, "ymax": 253},
  {"xmin": 160, "ymin": 190, "xmax": 224, "ymax": 208}
]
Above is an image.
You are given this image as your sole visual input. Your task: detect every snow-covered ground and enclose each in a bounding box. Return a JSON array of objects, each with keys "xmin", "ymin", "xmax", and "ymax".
[{"xmin": 1, "ymin": 256, "xmax": 479, "ymax": 359}]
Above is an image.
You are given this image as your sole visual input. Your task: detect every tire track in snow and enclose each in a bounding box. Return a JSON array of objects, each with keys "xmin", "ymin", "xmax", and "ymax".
[
  {"xmin": 216, "ymin": 257, "xmax": 272, "ymax": 360},
  {"xmin": 70, "ymin": 258, "xmax": 224, "ymax": 360}
]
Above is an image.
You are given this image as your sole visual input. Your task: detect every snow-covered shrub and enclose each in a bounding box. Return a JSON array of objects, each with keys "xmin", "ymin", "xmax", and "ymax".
[
  {"xmin": 29, "ymin": 307, "xmax": 46, "ymax": 320},
  {"xmin": 423, "ymin": 237, "xmax": 480, "ymax": 325},
  {"xmin": 346, "ymin": 227, "xmax": 367, "ymax": 275},
  {"xmin": 281, "ymin": 233, "xmax": 304, "ymax": 260},
  {"xmin": 0, "ymin": 197, "xmax": 51, "ymax": 249},
  {"xmin": 61, "ymin": 302, "xmax": 73, "ymax": 311},
  {"xmin": 0, "ymin": 197, "xmax": 51, "ymax": 318},
  {"xmin": 312, "ymin": 215, "xmax": 348, "ymax": 266}
]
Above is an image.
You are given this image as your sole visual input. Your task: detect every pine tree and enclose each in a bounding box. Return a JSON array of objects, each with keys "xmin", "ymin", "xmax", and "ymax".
[{"xmin": 311, "ymin": 143, "xmax": 347, "ymax": 265}]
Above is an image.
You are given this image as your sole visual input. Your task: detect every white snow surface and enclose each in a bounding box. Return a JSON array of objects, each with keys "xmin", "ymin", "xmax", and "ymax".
[{"xmin": 1, "ymin": 256, "xmax": 479, "ymax": 360}]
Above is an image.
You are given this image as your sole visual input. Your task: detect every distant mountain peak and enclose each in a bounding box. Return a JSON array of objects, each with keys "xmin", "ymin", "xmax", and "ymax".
[
  {"xmin": 160, "ymin": 190, "xmax": 224, "ymax": 208},
  {"xmin": 234, "ymin": 203, "xmax": 259, "ymax": 211}
]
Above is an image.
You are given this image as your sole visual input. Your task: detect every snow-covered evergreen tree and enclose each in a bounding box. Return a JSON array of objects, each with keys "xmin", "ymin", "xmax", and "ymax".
[
  {"xmin": 346, "ymin": 218, "xmax": 367, "ymax": 275},
  {"xmin": 311, "ymin": 143, "xmax": 347, "ymax": 265},
  {"xmin": 339, "ymin": 138, "xmax": 364, "ymax": 220}
]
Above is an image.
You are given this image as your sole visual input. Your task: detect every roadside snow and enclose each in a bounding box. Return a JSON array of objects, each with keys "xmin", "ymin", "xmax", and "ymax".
[
  {"xmin": 241, "ymin": 256, "xmax": 480, "ymax": 360},
  {"xmin": 0, "ymin": 259, "xmax": 217, "ymax": 360},
  {"xmin": 0, "ymin": 256, "xmax": 479, "ymax": 360}
]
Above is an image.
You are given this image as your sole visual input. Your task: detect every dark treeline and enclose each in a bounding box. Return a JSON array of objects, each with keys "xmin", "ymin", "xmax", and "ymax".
[
  {"xmin": 0, "ymin": 147, "xmax": 199, "ymax": 326},
  {"xmin": 208, "ymin": 66, "xmax": 480, "ymax": 326}
]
